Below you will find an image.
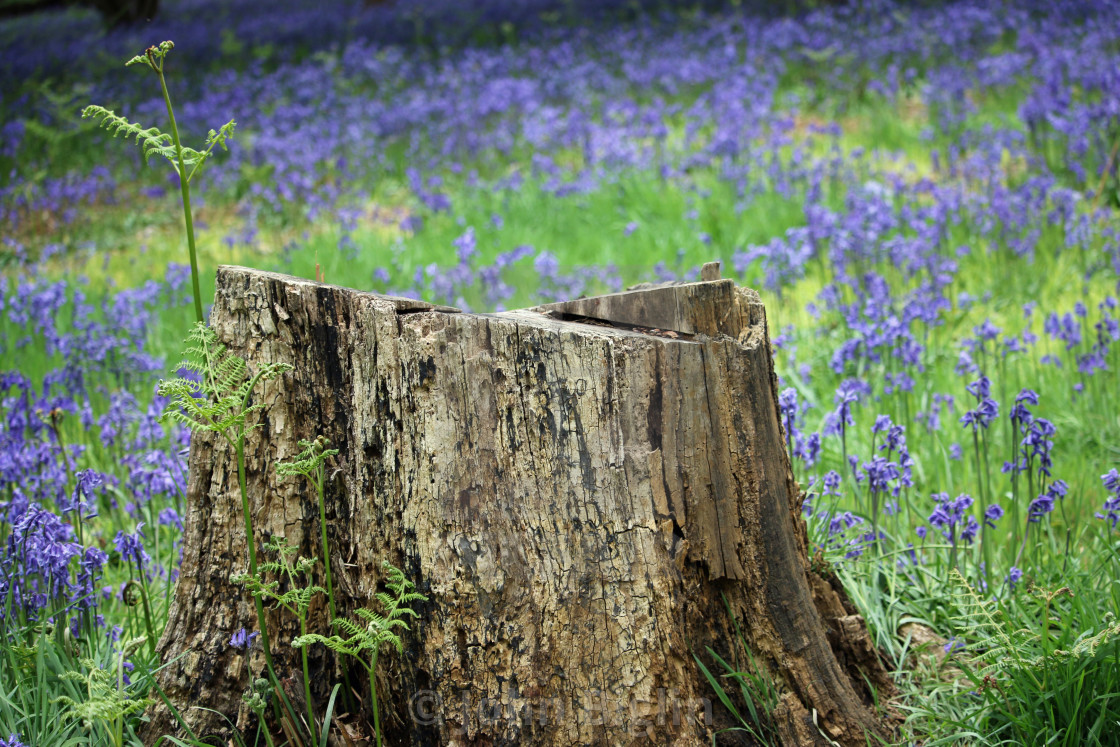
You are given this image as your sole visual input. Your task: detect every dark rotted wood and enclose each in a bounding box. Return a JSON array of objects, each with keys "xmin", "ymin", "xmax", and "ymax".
[{"xmin": 143, "ymin": 266, "xmax": 893, "ymax": 746}]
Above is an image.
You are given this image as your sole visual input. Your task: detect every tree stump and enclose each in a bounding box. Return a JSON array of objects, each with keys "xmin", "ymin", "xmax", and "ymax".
[{"xmin": 144, "ymin": 265, "xmax": 894, "ymax": 746}]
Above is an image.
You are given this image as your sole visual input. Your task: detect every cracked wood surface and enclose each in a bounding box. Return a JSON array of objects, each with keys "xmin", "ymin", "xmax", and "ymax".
[{"xmin": 144, "ymin": 266, "xmax": 892, "ymax": 746}]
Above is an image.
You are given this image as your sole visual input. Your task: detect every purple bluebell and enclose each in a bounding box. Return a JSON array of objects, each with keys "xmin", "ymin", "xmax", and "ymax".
[
  {"xmin": 794, "ymin": 432, "xmax": 821, "ymax": 469},
  {"xmin": 1028, "ymin": 480, "xmax": 1068, "ymax": 522},
  {"xmin": 114, "ymin": 524, "xmax": 150, "ymax": 569},
  {"xmin": 158, "ymin": 507, "xmax": 184, "ymax": 531},
  {"xmin": 230, "ymin": 627, "xmax": 260, "ymax": 650},
  {"xmin": 929, "ymin": 492, "xmax": 979, "ymax": 546},
  {"xmin": 1097, "ymin": 469, "xmax": 1120, "ymax": 528}
]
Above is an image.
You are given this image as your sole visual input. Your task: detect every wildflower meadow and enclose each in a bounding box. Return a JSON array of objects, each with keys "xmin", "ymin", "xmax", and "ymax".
[{"xmin": 1, "ymin": 0, "xmax": 1119, "ymax": 744}]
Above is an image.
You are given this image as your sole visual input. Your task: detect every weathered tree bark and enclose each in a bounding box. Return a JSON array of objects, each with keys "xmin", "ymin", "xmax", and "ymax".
[{"xmin": 143, "ymin": 265, "xmax": 894, "ymax": 746}]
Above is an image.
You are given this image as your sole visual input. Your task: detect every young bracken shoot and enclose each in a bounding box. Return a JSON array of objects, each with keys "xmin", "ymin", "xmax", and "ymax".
[
  {"xmin": 156, "ymin": 322, "xmax": 295, "ymax": 731},
  {"xmin": 82, "ymin": 41, "xmax": 235, "ymax": 324},
  {"xmin": 293, "ymin": 562, "xmax": 428, "ymax": 747},
  {"xmin": 52, "ymin": 638, "xmax": 151, "ymax": 747},
  {"xmin": 276, "ymin": 437, "xmax": 341, "ymax": 622},
  {"xmin": 232, "ymin": 537, "xmax": 326, "ymax": 739}
]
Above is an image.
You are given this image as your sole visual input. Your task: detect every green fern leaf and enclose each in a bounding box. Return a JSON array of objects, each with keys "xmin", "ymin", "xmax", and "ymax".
[
  {"xmin": 81, "ymin": 105, "xmax": 181, "ymax": 168},
  {"xmin": 158, "ymin": 322, "xmax": 291, "ymax": 441}
]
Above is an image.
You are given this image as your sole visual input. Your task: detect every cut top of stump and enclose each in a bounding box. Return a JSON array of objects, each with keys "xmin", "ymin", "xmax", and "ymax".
[{"xmin": 535, "ymin": 277, "xmax": 764, "ymax": 340}]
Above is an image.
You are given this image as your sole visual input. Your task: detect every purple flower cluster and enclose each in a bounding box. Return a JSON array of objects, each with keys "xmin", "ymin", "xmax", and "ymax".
[
  {"xmin": 927, "ymin": 493, "xmax": 979, "ymax": 547},
  {"xmin": 1095, "ymin": 470, "xmax": 1120, "ymax": 529},
  {"xmin": 960, "ymin": 375, "xmax": 999, "ymax": 432},
  {"xmin": 0, "ymin": 261, "xmax": 188, "ymax": 631}
]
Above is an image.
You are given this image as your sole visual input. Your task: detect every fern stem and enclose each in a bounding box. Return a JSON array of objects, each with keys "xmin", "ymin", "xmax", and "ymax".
[
  {"xmin": 115, "ymin": 646, "xmax": 125, "ymax": 747},
  {"xmin": 315, "ymin": 464, "xmax": 358, "ymax": 713},
  {"xmin": 369, "ymin": 650, "xmax": 382, "ymax": 747},
  {"xmin": 155, "ymin": 62, "xmax": 204, "ymax": 325},
  {"xmin": 316, "ymin": 467, "xmax": 337, "ymax": 622},
  {"xmin": 235, "ymin": 437, "xmax": 296, "ymax": 730},
  {"xmin": 261, "ymin": 720, "xmax": 276, "ymax": 747},
  {"xmin": 299, "ymin": 615, "xmax": 316, "ymax": 736}
]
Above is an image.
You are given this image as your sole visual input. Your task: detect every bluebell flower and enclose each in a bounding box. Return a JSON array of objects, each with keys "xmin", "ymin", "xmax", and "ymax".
[
  {"xmin": 1044, "ymin": 312, "xmax": 1081, "ymax": 350},
  {"xmin": 230, "ymin": 627, "xmax": 260, "ymax": 650},
  {"xmin": 973, "ymin": 319, "xmax": 1001, "ymax": 342},
  {"xmin": 793, "ymin": 432, "xmax": 821, "ymax": 468},
  {"xmin": 965, "ymin": 374, "xmax": 991, "ymax": 400},
  {"xmin": 822, "ymin": 470, "xmax": 842, "ymax": 497},
  {"xmin": 1, "ymin": 505, "xmax": 80, "ymax": 620},
  {"xmin": 75, "ymin": 546, "xmax": 108, "ymax": 612},
  {"xmin": 1028, "ymin": 481, "xmax": 1067, "ymax": 523},
  {"xmin": 114, "ymin": 524, "xmax": 150, "ymax": 569},
  {"xmin": 778, "ymin": 388, "xmax": 799, "ymax": 443},
  {"xmin": 453, "ymin": 227, "xmax": 477, "ymax": 265},
  {"xmin": 823, "ymin": 511, "xmax": 863, "ymax": 540},
  {"xmin": 872, "ymin": 415, "xmax": 893, "ymax": 434},
  {"xmin": 929, "ymin": 493, "xmax": 978, "ymax": 546},
  {"xmin": 1097, "ymin": 469, "xmax": 1120, "ymax": 528},
  {"xmin": 861, "ymin": 449, "xmax": 911, "ymax": 499},
  {"xmin": 824, "ymin": 379, "xmax": 869, "ymax": 441},
  {"xmin": 158, "ymin": 507, "xmax": 184, "ymax": 531},
  {"xmin": 960, "ymin": 398, "xmax": 999, "ymax": 431},
  {"xmin": 60, "ymin": 468, "xmax": 103, "ymax": 516}
]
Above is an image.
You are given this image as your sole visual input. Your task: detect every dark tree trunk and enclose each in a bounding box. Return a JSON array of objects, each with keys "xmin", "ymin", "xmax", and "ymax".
[
  {"xmin": 0, "ymin": 1, "xmax": 155, "ymax": 26},
  {"xmin": 87, "ymin": 0, "xmax": 157, "ymax": 26},
  {"xmin": 143, "ymin": 265, "xmax": 894, "ymax": 746}
]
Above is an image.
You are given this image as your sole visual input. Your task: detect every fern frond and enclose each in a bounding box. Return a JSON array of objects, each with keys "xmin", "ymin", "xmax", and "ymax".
[
  {"xmin": 158, "ymin": 322, "xmax": 290, "ymax": 439},
  {"xmin": 947, "ymin": 569, "xmax": 1026, "ymax": 677},
  {"xmin": 293, "ymin": 633, "xmax": 345, "ymax": 653},
  {"xmin": 354, "ymin": 607, "xmax": 389, "ymax": 626},
  {"xmin": 81, "ymin": 105, "xmax": 178, "ymax": 166},
  {"xmin": 185, "ymin": 119, "xmax": 238, "ymax": 183},
  {"xmin": 206, "ymin": 120, "xmax": 237, "ymax": 151},
  {"xmin": 292, "ymin": 632, "xmax": 374, "ymax": 664},
  {"xmin": 53, "ymin": 658, "xmax": 151, "ymax": 724},
  {"xmin": 333, "ymin": 617, "xmax": 367, "ymax": 639},
  {"xmin": 277, "ymin": 436, "xmax": 339, "ymax": 481}
]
